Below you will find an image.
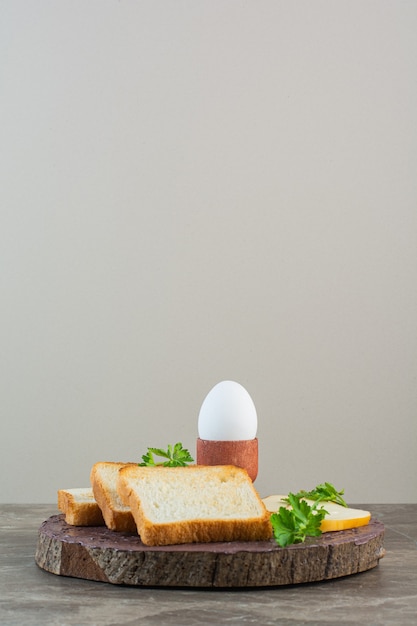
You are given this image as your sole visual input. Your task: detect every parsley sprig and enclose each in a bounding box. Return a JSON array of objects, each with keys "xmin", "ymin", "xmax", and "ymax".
[
  {"xmin": 270, "ymin": 494, "xmax": 328, "ymax": 547},
  {"xmin": 292, "ymin": 482, "xmax": 347, "ymax": 507},
  {"xmin": 139, "ymin": 442, "xmax": 194, "ymax": 467}
]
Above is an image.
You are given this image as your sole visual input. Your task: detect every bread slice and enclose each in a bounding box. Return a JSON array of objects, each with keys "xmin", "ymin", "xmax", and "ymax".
[
  {"xmin": 262, "ymin": 495, "xmax": 371, "ymax": 532},
  {"xmin": 117, "ymin": 464, "xmax": 272, "ymax": 546},
  {"xmin": 57, "ymin": 488, "xmax": 105, "ymax": 526},
  {"xmin": 90, "ymin": 462, "xmax": 137, "ymax": 532}
]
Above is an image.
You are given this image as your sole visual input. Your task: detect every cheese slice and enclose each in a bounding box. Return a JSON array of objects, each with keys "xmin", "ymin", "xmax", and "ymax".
[{"xmin": 262, "ymin": 495, "xmax": 371, "ymax": 532}]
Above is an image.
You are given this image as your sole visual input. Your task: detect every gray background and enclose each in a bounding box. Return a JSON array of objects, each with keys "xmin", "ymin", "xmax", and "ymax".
[{"xmin": 1, "ymin": 0, "xmax": 416, "ymax": 503}]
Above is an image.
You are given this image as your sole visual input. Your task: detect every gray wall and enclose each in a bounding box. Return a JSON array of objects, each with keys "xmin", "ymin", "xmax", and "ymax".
[{"xmin": 1, "ymin": 0, "xmax": 416, "ymax": 503}]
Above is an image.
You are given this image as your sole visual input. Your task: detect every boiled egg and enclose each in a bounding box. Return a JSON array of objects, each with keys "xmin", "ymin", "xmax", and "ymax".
[{"xmin": 198, "ymin": 380, "xmax": 258, "ymax": 441}]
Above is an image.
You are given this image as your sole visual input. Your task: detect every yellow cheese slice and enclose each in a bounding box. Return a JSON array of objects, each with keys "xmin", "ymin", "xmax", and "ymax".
[{"xmin": 262, "ymin": 495, "xmax": 371, "ymax": 532}]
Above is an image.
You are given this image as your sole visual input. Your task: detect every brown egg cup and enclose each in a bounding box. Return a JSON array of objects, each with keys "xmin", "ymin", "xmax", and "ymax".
[{"xmin": 196, "ymin": 437, "xmax": 258, "ymax": 481}]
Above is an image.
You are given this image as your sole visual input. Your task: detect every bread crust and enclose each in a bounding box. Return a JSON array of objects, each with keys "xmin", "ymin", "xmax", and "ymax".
[
  {"xmin": 117, "ymin": 464, "xmax": 272, "ymax": 546},
  {"xmin": 90, "ymin": 462, "xmax": 137, "ymax": 532},
  {"xmin": 57, "ymin": 488, "xmax": 104, "ymax": 526}
]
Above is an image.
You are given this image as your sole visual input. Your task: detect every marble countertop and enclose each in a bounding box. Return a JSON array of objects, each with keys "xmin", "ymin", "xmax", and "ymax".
[{"xmin": 1, "ymin": 503, "xmax": 416, "ymax": 625}]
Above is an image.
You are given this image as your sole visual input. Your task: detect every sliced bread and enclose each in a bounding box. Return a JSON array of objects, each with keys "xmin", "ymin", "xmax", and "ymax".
[
  {"xmin": 117, "ymin": 464, "xmax": 272, "ymax": 546},
  {"xmin": 57, "ymin": 488, "xmax": 105, "ymax": 526},
  {"xmin": 90, "ymin": 462, "xmax": 137, "ymax": 532}
]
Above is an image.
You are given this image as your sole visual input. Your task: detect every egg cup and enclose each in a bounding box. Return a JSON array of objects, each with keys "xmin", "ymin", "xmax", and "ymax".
[{"xmin": 196, "ymin": 438, "xmax": 258, "ymax": 482}]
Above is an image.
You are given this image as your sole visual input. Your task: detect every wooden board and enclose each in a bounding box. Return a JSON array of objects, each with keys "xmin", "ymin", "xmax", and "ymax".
[{"xmin": 35, "ymin": 514, "xmax": 385, "ymax": 588}]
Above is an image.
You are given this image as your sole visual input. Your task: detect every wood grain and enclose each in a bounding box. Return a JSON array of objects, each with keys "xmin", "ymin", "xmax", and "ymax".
[{"xmin": 35, "ymin": 514, "xmax": 385, "ymax": 588}]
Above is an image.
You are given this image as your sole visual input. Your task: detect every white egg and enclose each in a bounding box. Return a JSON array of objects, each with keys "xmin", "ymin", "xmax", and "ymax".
[{"xmin": 198, "ymin": 380, "xmax": 258, "ymax": 441}]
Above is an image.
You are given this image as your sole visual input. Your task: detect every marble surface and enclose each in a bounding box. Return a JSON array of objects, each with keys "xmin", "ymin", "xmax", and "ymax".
[{"xmin": 1, "ymin": 504, "xmax": 416, "ymax": 625}]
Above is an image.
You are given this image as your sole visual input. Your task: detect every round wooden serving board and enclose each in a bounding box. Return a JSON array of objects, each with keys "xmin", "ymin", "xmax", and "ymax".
[{"xmin": 35, "ymin": 514, "xmax": 385, "ymax": 588}]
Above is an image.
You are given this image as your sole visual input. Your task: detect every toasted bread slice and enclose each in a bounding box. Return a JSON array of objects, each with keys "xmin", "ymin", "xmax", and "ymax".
[
  {"xmin": 262, "ymin": 495, "xmax": 371, "ymax": 532},
  {"xmin": 57, "ymin": 488, "xmax": 105, "ymax": 526},
  {"xmin": 117, "ymin": 464, "xmax": 272, "ymax": 546},
  {"xmin": 90, "ymin": 462, "xmax": 137, "ymax": 532}
]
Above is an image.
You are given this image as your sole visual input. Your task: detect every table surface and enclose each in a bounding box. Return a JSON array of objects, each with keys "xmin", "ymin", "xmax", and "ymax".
[{"xmin": 1, "ymin": 504, "xmax": 416, "ymax": 626}]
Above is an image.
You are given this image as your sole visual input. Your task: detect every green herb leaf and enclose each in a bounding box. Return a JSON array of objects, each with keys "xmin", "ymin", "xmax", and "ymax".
[
  {"xmin": 293, "ymin": 482, "xmax": 347, "ymax": 507},
  {"xmin": 270, "ymin": 493, "xmax": 328, "ymax": 547},
  {"xmin": 139, "ymin": 442, "xmax": 194, "ymax": 467}
]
